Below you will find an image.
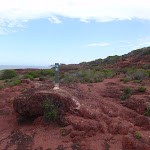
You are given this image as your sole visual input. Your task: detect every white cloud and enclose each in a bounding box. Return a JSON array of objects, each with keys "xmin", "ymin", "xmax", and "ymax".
[
  {"xmin": 0, "ymin": 27, "xmax": 8, "ymax": 34},
  {"xmin": 48, "ymin": 16, "xmax": 62, "ymax": 24},
  {"xmin": 80, "ymin": 18, "xmax": 90, "ymax": 23},
  {"xmin": 87, "ymin": 43, "xmax": 110, "ymax": 47},
  {"xmin": 0, "ymin": 0, "xmax": 150, "ymax": 34}
]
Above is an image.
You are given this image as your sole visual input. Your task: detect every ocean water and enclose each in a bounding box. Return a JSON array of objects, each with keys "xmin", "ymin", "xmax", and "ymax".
[{"xmin": 0, "ymin": 65, "xmax": 51, "ymax": 70}]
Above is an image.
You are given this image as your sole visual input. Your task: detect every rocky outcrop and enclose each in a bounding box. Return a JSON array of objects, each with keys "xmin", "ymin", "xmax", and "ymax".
[
  {"xmin": 14, "ymin": 89, "xmax": 99, "ymax": 127},
  {"xmin": 13, "ymin": 90, "xmax": 81, "ymax": 117},
  {"xmin": 123, "ymin": 98, "xmax": 147, "ymax": 115}
]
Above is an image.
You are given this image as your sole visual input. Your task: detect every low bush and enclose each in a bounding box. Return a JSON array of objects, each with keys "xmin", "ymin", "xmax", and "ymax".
[
  {"xmin": 23, "ymin": 74, "xmax": 34, "ymax": 80},
  {"xmin": 133, "ymin": 80, "xmax": 141, "ymax": 84},
  {"xmin": 144, "ymin": 105, "xmax": 150, "ymax": 116},
  {"xmin": 120, "ymin": 94, "xmax": 131, "ymax": 101},
  {"xmin": 42, "ymin": 99, "xmax": 59, "ymax": 121},
  {"xmin": 126, "ymin": 69, "xmax": 148, "ymax": 80},
  {"xmin": 88, "ymin": 87, "xmax": 92, "ymax": 92},
  {"xmin": 142, "ymin": 64, "xmax": 150, "ymax": 69},
  {"xmin": 61, "ymin": 129, "xmax": 66, "ymax": 136},
  {"xmin": 134, "ymin": 132, "xmax": 142, "ymax": 139},
  {"xmin": 120, "ymin": 87, "xmax": 131, "ymax": 100},
  {"xmin": 0, "ymin": 85, "xmax": 4, "ymax": 90},
  {"xmin": 138, "ymin": 86, "xmax": 147, "ymax": 92},
  {"xmin": 124, "ymin": 87, "xmax": 131, "ymax": 95},
  {"xmin": 10, "ymin": 80, "xmax": 21, "ymax": 87},
  {"xmin": 0, "ymin": 69, "xmax": 18, "ymax": 80},
  {"xmin": 122, "ymin": 67, "xmax": 133, "ymax": 74},
  {"xmin": 21, "ymin": 89, "xmax": 25, "ymax": 92},
  {"xmin": 120, "ymin": 78, "xmax": 130, "ymax": 83},
  {"xmin": 93, "ymin": 78, "xmax": 104, "ymax": 83},
  {"xmin": 60, "ymin": 69, "xmax": 115, "ymax": 84},
  {"xmin": 26, "ymin": 69, "xmax": 54, "ymax": 78},
  {"xmin": 141, "ymin": 82, "xmax": 145, "ymax": 86}
]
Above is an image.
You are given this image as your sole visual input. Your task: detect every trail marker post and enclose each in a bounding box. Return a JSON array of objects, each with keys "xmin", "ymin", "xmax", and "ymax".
[{"xmin": 54, "ymin": 63, "xmax": 59, "ymax": 90}]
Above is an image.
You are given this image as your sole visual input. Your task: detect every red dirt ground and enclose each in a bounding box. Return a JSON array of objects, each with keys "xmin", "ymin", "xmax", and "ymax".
[{"xmin": 0, "ymin": 74, "xmax": 150, "ymax": 150}]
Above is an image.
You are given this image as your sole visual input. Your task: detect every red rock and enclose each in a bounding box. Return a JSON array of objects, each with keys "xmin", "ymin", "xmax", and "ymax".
[
  {"xmin": 134, "ymin": 115, "xmax": 150, "ymax": 130},
  {"xmin": 122, "ymin": 135, "xmax": 137, "ymax": 150},
  {"xmin": 65, "ymin": 115, "xmax": 100, "ymax": 132},
  {"xmin": 108, "ymin": 122, "xmax": 129, "ymax": 135},
  {"xmin": 33, "ymin": 116, "xmax": 43, "ymax": 126},
  {"xmin": 70, "ymin": 131, "xmax": 86, "ymax": 138},
  {"xmin": 138, "ymin": 143, "xmax": 150, "ymax": 150},
  {"xmin": 86, "ymin": 130, "xmax": 96, "ymax": 137},
  {"xmin": 34, "ymin": 78, "xmax": 40, "ymax": 81},
  {"xmin": 123, "ymin": 98, "xmax": 147, "ymax": 115},
  {"xmin": 21, "ymin": 79, "xmax": 31, "ymax": 84}
]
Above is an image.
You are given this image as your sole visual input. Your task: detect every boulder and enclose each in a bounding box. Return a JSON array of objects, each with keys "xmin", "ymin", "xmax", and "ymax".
[{"xmin": 13, "ymin": 89, "xmax": 81, "ymax": 117}]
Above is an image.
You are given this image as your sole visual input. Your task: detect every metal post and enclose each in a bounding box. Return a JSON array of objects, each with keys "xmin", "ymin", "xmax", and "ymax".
[{"xmin": 54, "ymin": 63, "xmax": 59, "ymax": 90}]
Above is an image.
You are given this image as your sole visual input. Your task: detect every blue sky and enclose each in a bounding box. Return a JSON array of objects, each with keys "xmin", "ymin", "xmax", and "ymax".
[{"xmin": 0, "ymin": 0, "xmax": 150, "ymax": 66}]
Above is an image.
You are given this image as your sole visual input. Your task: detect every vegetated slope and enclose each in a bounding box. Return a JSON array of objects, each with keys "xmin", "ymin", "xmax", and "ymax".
[{"xmin": 59, "ymin": 46, "xmax": 150, "ymax": 72}]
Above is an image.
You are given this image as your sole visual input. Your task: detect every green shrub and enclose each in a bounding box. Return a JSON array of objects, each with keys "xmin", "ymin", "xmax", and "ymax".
[
  {"xmin": 146, "ymin": 70, "xmax": 150, "ymax": 78},
  {"xmin": 144, "ymin": 105, "xmax": 150, "ymax": 116},
  {"xmin": 23, "ymin": 74, "xmax": 34, "ymax": 80},
  {"xmin": 134, "ymin": 132, "xmax": 142, "ymax": 139},
  {"xmin": 141, "ymin": 82, "xmax": 145, "ymax": 86},
  {"xmin": 42, "ymin": 99, "xmax": 59, "ymax": 121},
  {"xmin": 10, "ymin": 80, "xmax": 21, "ymax": 87},
  {"xmin": 79, "ymin": 77, "xmax": 91, "ymax": 84},
  {"xmin": 133, "ymin": 80, "xmax": 141, "ymax": 83},
  {"xmin": 120, "ymin": 78, "xmax": 130, "ymax": 83},
  {"xmin": 124, "ymin": 87, "xmax": 131, "ymax": 95},
  {"xmin": 120, "ymin": 94, "xmax": 131, "ymax": 101},
  {"xmin": 138, "ymin": 86, "xmax": 147, "ymax": 92},
  {"xmin": 88, "ymin": 87, "xmax": 92, "ymax": 92},
  {"xmin": 11, "ymin": 89, "xmax": 16, "ymax": 92},
  {"xmin": 120, "ymin": 87, "xmax": 131, "ymax": 100},
  {"xmin": 0, "ymin": 69, "xmax": 18, "ymax": 80},
  {"xmin": 60, "ymin": 69, "xmax": 114, "ymax": 84},
  {"xmin": 61, "ymin": 129, "xmax": 66, "ymax": 136},
  {"xmin": 142, "ymin": 64, "xmax": 150, "ymax": 69},
  {"xmin": 122, "ymin": 67, "xmax": 133, "ymax": 74},
  {"xmin": 94, "ymin": 78, "xmax": 104, "ymax": 83},
  {"xmin": 113, "ymin": 67, "xmax": 122, "ymax": 73},
  {"xmin": 40, "ymin": 70, "xmax": 55, "ymax": 76},
  {"xmin": 21, "ymin": 89, "xmax": 25, "ymax": 92},
  {"xmin": 0, "ymin": 85, "xmax": 4, "ymax": 90},
  {"xmin": 26, "ymin": 70, "xmax": 54, "ymax": 78},
  {"xmin": 126, "ymin": 69, "xmax": 148, "ymax": 80},
  {"xmin": 116, "ymin": 72, "xmax": 120, "ymax": 75},
  {"xmin": 5, "ymin": 79, "xmax": 10, "ymax": 82}
]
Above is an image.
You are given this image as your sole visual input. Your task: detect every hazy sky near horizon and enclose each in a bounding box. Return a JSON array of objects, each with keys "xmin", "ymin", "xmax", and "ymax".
[{"xmin": 0, "ymin": 0, "xmax": 150, "ymax": 66}]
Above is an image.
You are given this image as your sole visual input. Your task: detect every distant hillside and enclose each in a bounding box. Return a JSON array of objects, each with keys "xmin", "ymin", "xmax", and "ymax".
[
  {"xmin": 0, "ymin": 65, "xmax": 50, "ymax": 71},
  {"xmin": 81, "ymin": 46, "xmax": 150, "ymax": 68},
  {"xmin": 59, "ymin": 46, "xmax": 150, "ymax": 72}
]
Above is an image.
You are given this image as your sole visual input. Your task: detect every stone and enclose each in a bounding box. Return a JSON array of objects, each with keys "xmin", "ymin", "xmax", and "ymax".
[{"xmin": 21, "ymin": 79, "xmax": 31, "ymax": 84}]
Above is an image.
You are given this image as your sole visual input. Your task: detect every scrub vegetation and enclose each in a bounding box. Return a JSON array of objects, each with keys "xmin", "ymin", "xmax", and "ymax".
[{"xmin": 0, "ymin": 69, "xmax": 18, "ymax": 80}]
